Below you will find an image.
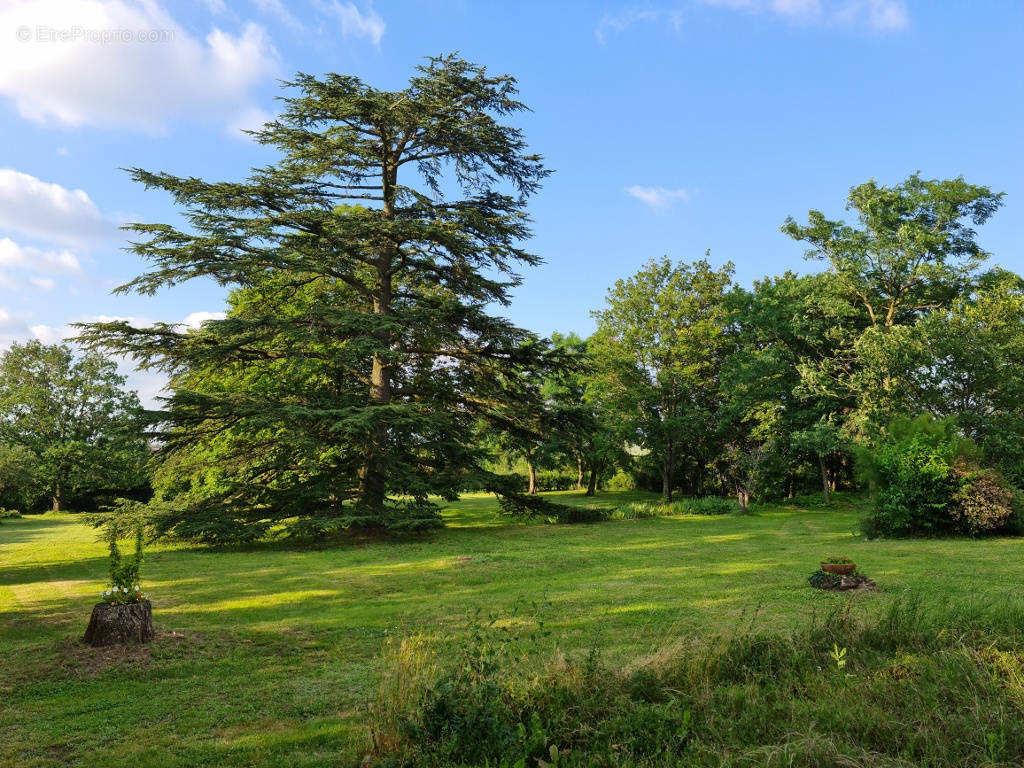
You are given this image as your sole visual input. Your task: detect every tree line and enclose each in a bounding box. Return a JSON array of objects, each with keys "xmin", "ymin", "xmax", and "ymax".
[
  {"xmin": 519, "ymin": 170, "xmax": 1019, "ymax": 516},
  {"xmin": 1, "ymin": 56, "xmax": 1019, "ymax": 541}
]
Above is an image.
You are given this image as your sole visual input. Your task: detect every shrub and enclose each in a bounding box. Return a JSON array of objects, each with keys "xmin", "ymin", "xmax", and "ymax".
[
  {"xmin": 950, "ymin": 461, "xmax": 1015, "ymax": 535},
  {"xmin": 0, "ymin": 507, "xmax": 21, "ymax": 519},
  {"xmin": 606, "ymin": 469, "xmax": 636, "ymax": 491},
  {"xmin": 808, "ymin": 569, "xmax": 842, "ymax": 589},
  {"xmin": 613, "ymin": 497, "xmax": 734, "ymax": 520},
  {"xmin": 858, "ymin": 415, "xmax": 973, "ymax": 537},
  {"xmin": 534, "ymin": 471, "xmax": 579, "ymax": 492},
  {"xmin": 683, "ymin": 496, "xmax": 734, "ymax": 515},
  {"xmin": 859, "ymin": 415, "xmax": 1020, "ymax": 538}
]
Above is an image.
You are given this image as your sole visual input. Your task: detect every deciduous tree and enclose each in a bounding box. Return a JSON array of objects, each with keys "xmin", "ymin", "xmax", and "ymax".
[
  {"xmin": 591, "ymin": 256, "xmax": 733, "ymax": 501},
  {"xmin": 0, "ymin": 341, "xmax": 146, "ymax": 511}
]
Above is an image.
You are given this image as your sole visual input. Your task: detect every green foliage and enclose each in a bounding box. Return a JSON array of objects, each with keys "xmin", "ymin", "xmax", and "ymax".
[
  {"xmin": 721, "ymin": 272, "xmax": 861, "ymax": 499},
  {"xmin": 374, "ymin": 605, "xmax": 694, "ymax": 767},
  {"xmin": 0, "ymin": 341, "xmax": 147, "ymax": 512},
  {"xmin": 783, "ymin": 173, "xmax": 1003, "ymax": 331},
  {"xmin": 532, "ymin": 471, "xmax": 580, "ymax": 492},
  {"xmin": 606, "ymin": 469, "xmax": 636, "ymax": 491},
  {"xmin": 950, "ymin": 463, "xmax": 1015, "ymax": 535},
  {"xmin": 79, "ymin": 56, "xmax": 560, "ymax": 540},
  {"xmin": 370, "ymin": 596, "xmax": 1024, "ymax": 767},
  {"xmin": 829, "ymin": 643, "xmax": 848, "ymax": 671},
  {"xmin": 591, "ymin": 255, "xmax": 734, "ymax": 501},
  {"xmin": 613, "ymin": 496, "xmax": 734, "ymax": 519},
  {"xmin": 101, "ymin": 520, "xmax": 146, "ymax": 605},
  {"xmin": 807, "ymin": 569, "xmax": 841, "ymax": 589},
  {"xmin": 858, "ymin": 416, "xmax": 964, "ymax": 537},
  {"xmin": 549, "ymin": 504, "xmax": 610, "ymax": 524},
  {"xmin": 909, "ymin": 271, "xmax": 1024, "ymax": 483},
  {"xmin": 0, "ymin": 444, "xmax": 38, "ymax": 511},
  {"xmin": 780, "ymin": 174, "xmax": 1007, "ymax": 447},
  {"xmin": 823, "ymin": 555, "xmax": 854, "ymax": 564},
  {"xmin": 858, "ymin": 414, "xmax": 1016, "ymax": 537}
]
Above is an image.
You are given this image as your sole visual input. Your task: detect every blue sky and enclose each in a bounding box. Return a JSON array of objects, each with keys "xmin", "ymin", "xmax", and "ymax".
[{"xmin": 0, "ymin": 0, "xmax": 1021, "ymax": 403}]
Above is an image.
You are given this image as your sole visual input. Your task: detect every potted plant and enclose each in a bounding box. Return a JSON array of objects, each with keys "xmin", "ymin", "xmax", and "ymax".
[
  {"xmin": 820, "ymin": 555, "xmax": 856, "ymax": 575},
  {"xmin": 84, "ymin": 522, "xmax": 154, "ymax": 646}
]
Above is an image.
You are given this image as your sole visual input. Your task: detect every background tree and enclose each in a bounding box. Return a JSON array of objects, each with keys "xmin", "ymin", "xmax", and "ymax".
[
  {"xmin": 0, "ymin": 341, "xmax": 147, "ymax": 512},
  {"xmin": 782, "ymin": 173, "xmax": 1002, "ymax": 330},
  {"xmin": 539, "ymin": 332, "xmax": 623, "ymax": 496},
  {"xmin": 489, "ymin": 337, "xmax": 554, "ymax": 496},
  {"xmin": 721, "ymin": 271, "xmax": 861, "ymax": 499},
  {"xmin": 0, "ymin": 443, "xmax": 37, "ymax": 510},
  {"xmin": 783, "ymin": 174, "xmax": 1003, "ymax": 438},
  {"xmin": 591, "ymin": 256, "xmax": 733, "ymax": 501},
  {"xmin": 80, "ymin": 55, "xmax": 560, "ymax": 538},
  {"xmin": 906, "ymin": 269, "xmax": 1024, "ymax": 485}
]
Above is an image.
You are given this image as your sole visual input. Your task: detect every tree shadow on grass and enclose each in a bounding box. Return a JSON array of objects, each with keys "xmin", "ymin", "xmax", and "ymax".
[
  {"xmin": 0, "ymin": 516, "xmax": 83, "ymax": 546},
  {"xmin": 0, "ymin": 557, "xmax": 108, "ymax": 587}
]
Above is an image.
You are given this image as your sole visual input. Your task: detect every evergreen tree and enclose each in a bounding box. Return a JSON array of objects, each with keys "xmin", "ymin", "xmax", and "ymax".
[{"xmin": 79, "ymin": 55, "xmax": 558, "ymax": 539}]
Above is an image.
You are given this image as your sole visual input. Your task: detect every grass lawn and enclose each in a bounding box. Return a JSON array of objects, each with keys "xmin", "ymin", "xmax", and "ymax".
[{"xmin": 3, "ymin": 490, "xmax": 1024, "ymax": 766}]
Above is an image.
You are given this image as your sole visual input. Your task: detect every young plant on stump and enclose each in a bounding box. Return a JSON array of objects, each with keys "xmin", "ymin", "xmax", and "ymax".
[{"xmin": 85, "ymin": 522, "xmax": 154, "ymax": 646}]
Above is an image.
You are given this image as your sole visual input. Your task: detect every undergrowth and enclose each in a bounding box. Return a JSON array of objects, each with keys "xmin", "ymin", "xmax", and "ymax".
[
  {"xmin": 613, "ymin": 497, "xmax": 735, "ymax": 519},
  {"xmin": 365, "ymin": 594, "xmax": 1024, "ymax": 767}
]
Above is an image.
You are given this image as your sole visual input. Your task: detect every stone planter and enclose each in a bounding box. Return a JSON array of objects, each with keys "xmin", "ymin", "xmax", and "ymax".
[{"xmin": 84, "ymin": 600, "xmax": 154, "ymax": 647}]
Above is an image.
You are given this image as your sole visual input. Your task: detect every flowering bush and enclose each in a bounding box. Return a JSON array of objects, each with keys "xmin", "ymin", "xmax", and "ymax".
[{"xmin": 100, "ymin": 523, "xmax": 148, "ymax": 605}]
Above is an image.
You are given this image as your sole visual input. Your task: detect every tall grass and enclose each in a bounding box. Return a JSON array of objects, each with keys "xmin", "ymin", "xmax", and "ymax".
[
  {"xmin": 366, "ymin": 594, "xmax": 1024, "ymax": 767},
  {"xmin": 611, "ymin": 497, "xmax": 736, "ymax": 519},
  {"xmin": 368, "ymin": 634, "xmax": 438, "ymax": 756}
]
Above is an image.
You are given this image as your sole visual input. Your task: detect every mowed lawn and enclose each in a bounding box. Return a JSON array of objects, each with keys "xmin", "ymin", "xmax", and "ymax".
[{"xmin": 3, "ymin": 491, "xmax": 1024, "ymax": 766}]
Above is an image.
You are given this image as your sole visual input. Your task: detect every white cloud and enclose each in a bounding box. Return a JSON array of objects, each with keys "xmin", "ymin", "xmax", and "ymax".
[
  {"xmin": 202, "ymin": 0, "xmax": 228, "ymax": 14},
  {"xmin": 626, "ymin": 185, "xmax": 694, "ymax": 210},
  {"xmin": 182, "ymin": 311, "xmax": 227, "ymax": 328},
  {"xmin": 697, "ymin": 0, "xmax": 908, "ymax": 29},
  {"xmin": 322, "ymin": 1, "xmax": 386, "ymax": 46},
  {"xmin": 770, "ymin": 0, "xmax": 822, "ymax": 19},
  {"xmin": 252, "ymin": 0, "xmax": 303, "ymax": 30},
  {"xmin": 596, "ymin": 6, "xmax": 684, "ymax": 43},
  {"xmin": 28, "ymin": 322, "xmax": 66, "ymax": 344},
  {"xmin": 0, "ymin": 170, "xmax": 113, "ymax": 246},
  {"xmin": 9, "ymin": 309, "xmax": 227, "ymax": 407},
  {"xmin": 0, "ymin": 307, "xmax": 32, "ymax": 350},
  {"xmin": 0, "ymin": 237, "xmax": 82, "ymax": 272},
  {"xmin": 0, "ymin": 0, "xmax": 279, "ymax": 132},
  {"xmin": 835, "ymin": 0, "xmax": 909, "ymax": 30},
  {"xmin": 225, "ymin": 105, "xmax": 274, "ymax": 139}
]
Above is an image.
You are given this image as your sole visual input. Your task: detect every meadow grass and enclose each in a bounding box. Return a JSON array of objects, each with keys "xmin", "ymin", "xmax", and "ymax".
[{"xmin": 2, "ymin": 490, "xmax": 1024, "ymax": 765}]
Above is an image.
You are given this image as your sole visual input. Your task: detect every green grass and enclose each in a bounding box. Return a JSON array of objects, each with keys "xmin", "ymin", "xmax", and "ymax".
[{"xmin": 2, "ymin": 490, "xmax": 1024, "ymax": 765}]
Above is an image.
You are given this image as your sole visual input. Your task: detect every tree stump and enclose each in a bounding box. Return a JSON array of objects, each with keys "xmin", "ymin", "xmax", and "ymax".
[{"xmin": 84, "ymin": 601, "xmax": 154, "ymax": 646}]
